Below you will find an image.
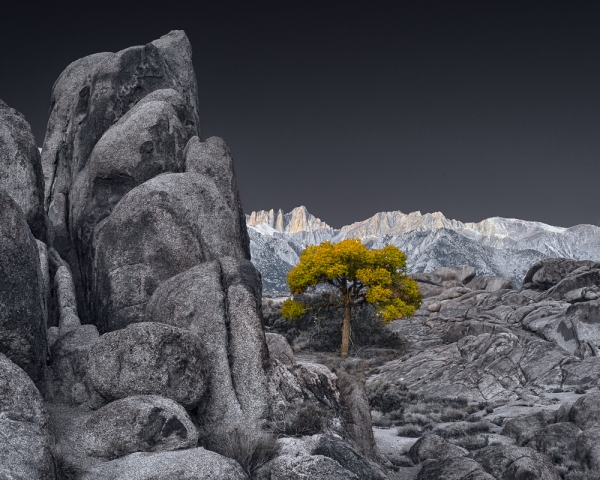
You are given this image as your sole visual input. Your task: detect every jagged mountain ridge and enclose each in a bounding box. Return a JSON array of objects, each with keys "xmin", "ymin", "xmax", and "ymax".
[{"xmin": 247, "ymin": 206, "xmax": 600, "ymax": 292}]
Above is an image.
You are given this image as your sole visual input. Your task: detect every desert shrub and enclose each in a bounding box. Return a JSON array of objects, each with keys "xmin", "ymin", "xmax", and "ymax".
[
  {"xmin": 371, "ymin": 410, "xmax": 392, "ymax": 427},
  {"xmin": 365, "ymin": 382, "xmax": 417, "ymax": 414},
  {"xmin": 433, "ymin": 420, "xmax": 491, "ymax": 439},
  {"xmin": 396, "ymin": 424, "xmax": 423, "ymax": 437},
  {"xmin": 441, "ymin": 406, "xmax": 466, "ymax": 422},
  {"xmin": 403, "ymin": 412, "xmax": 431, "ymax": 426},
  {"xmin": 268, "ymin": 403, "xmax": 328, "ymax": 437},
  {"xmin": 211, "ymin": 427, "xmax": 279, "ymax": 479}
]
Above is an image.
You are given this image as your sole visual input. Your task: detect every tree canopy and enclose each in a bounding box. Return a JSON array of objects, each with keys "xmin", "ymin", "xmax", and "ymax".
[{"xmin": 281, "ymin": 238, "xmax": 421, "ymax": 358}]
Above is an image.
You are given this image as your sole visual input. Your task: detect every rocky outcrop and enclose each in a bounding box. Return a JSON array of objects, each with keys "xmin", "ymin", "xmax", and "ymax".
[
  {"xmin": 0, "ymin": 354, "xmax": 55, "ymax": 479},
  {"xmin": 146, "ymin": 258, "xmax": 270, "ymax": 443},
  {"xmin": 85, "ymin": 322, "xmax": 208, "ymax": 409},
  {"xmin": 471, "ymin": 445, "xmax": 561, "ymax": 480},
  {"xmin": 84, "ymin": 395, "xmax": 198, "ymax": 458},
  {"xmin": 0, "ymin": 190, "xmax": 47, "ymax": 388},
  {"xmin": 42, "ymin": 30, "xmax": 200, "ymax": 321},
  {"xmin": 0, "ymin": 99, "xmax": 47, "ymax": 240},
  {"xmin": 0, "ymin": 31, "xmax": 392, "ymax": 480},
  {"xmin": 266, "ymin": 332, "xmax": 295, "ymax": 365},
  {"xmin": 82, "ymin": 447, "xmax": 249, "ymax": 480},
  {"xmin": 92, "ymin": 172, "xmax": 249, "ymax": 331}
]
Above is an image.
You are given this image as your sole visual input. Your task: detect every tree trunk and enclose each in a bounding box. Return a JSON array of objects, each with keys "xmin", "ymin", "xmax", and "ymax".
[{"xmin": 341, "ymin": 300, "xmax": 352, "ymax": 359}]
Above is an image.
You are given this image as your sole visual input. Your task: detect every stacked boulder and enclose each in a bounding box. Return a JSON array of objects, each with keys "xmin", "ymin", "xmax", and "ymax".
[{"xmin": 0, "ymin": 31, "xmax": 385, "ymax": 479}]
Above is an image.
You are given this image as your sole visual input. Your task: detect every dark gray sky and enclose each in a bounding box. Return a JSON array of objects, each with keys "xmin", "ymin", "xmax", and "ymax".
[{"xmin": 2, "ymin": 1, "xmax": 600, "ymax": 228}]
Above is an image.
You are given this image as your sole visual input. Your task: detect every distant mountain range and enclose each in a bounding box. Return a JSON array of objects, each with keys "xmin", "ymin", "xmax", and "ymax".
[{"xmin": 246, "ymin": 207, "xmax": 600, "ymax": 293}]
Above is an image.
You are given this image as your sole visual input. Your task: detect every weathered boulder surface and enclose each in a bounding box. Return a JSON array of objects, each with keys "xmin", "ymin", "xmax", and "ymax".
[
  {"xmin": 417, "ymin": 457, "xmax": 494, "ymax": 480},
  {"xmin": 257, "ymin": 454, "xmax": 358, "ymax": 480},
  {"xmin": 42, "ymin": 30, "xmax": 200, "ymax": 321},
  {"xmin": 82, "ymin": 447, "xmax": 249, "ymax": 480},
  {"xmin": 84, "ymin": 395, "xmax": 198, "ymax": 458},
  {"xmin": 408, "ymin": 434, "xmax": 467, "ymax": 463},
  {"xmin": 523, "ymin": 258, "xmax": 600, "ymax": 290},
  {"xmin": 146, "ymin": 259, "xmax": 269, "ymax": 442},
  {"xmin": 470, "ymin": 445, "xmax": 561, "ymax": 480},
  {"xmin": 0, "ymin": 353, "xmax": 48, "ymax": 428},
  {"xmin": 266, "ymin": 332, "xmax": 295, "ymax": 365},
  {"xmin": 0, "ymin": 190, "xmax": 47, "ymax": 387},
  {"xmin": 569, "ymin": 392, "xmax": 600, "ymax": 430},
  {"xmin": 184, "ymin": 135, "xmax": 250, "ymax": 253},
  {"xmin": 336, "ymin": 371, "xmax": 379, "ymax": 461},
  {"xmin": 312, "ymin": 434, "xmax": 387, "ymax": 480},
  {"xmin": 0, "ymin": 99, "xmax": 47, "ymax": 240},
  {"xmin": 467, "ymin": 275, "xmax": 513, "ymax": 292},
  {"xmin": 0, "ymin": 418, "xmax": 57, "ymax": 480},
  {"xmin": 92, "ymin": 172, "xmax": 249, "ymax": 331},
  {"xmin": 0, "ymin": 353, "xmax": 55, "ymax": 479},
  {"xmin": 433, "ymin": 265, "xmax": 476, "ymax": 283},
  {"xmin": 86, "ymin": 322, "xmax": 208, "ymax": 409},
  {"xmin": 367, "ymin": 332, "xmax": 569, "ymax": 403}
]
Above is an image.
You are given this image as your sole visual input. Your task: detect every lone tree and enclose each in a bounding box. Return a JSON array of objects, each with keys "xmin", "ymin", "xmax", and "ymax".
[{"xmin": 281, "ymin": 238, "xmax": 421, "ymax": 358}]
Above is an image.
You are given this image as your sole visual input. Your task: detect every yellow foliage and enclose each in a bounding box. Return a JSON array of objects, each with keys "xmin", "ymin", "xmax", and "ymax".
[
  {"xmin": 286, "ymin": 239, "xmax": 421, "ymax": 322},
  {"xmin": 281, "ymin": 299, "xmax": 306, "ymax": 319}
]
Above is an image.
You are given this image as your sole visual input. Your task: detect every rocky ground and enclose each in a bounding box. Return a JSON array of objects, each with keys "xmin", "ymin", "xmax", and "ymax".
[{"xmin": 272, "ymin": 260, "xmax": 600, "ymax": 479}]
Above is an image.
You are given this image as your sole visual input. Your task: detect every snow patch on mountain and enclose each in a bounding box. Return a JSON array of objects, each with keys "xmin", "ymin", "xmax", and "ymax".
[{"xmin": 248, "ymin": 207, "xmax": 600, "ymax": 293}]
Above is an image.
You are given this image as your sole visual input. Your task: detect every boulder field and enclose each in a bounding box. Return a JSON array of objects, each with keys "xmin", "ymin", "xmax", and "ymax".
[{"xmin": 0, "ymin": 31, "xmax": 381, "ymax": 479}]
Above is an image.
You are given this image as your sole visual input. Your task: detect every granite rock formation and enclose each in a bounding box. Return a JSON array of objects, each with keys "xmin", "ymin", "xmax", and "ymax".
[{"xmin": 0, "ymin": 31, "xmax": 383, "ymax": 479}]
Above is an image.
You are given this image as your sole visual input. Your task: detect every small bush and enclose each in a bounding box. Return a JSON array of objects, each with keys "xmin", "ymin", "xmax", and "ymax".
[
  {"xmin": 440, "ymin": 406, "xmax": 466, "ymax": 422},
  {"xmin": 433, "ymin": 420, "xmax": 491, "ymax": 439},
  {"xmin": 211, "ymin": 427, "xmax": 279, "ymax": 479},
  {"xmin": 268, "ymin": 403, "xmax": 328, "ymax": 437},
  {"xmin": 371, "ymin": 410, "xmax": 392, "ymax": 428},
  {"xmin": 365, "ymin": 382, "xmax": 417, "ymax": 415},
  {"xmin": 396, "ymin": 424, "xmax": 423, "ymax": 437}
]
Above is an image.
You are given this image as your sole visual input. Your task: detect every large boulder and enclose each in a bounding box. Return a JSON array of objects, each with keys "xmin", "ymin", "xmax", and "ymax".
[
  {"xmin": 467, "ymin": 275, "xmax": 513, "ymax": 292},
  {"xmin": 84, "ymin": 395, "xmax": 198, "ymax": 458},
  {"xmin": 70, "ymin": 89, "xmax": 194, "ymax": 300},
  {"xmin": 471, "ymin": 445, "xmax": 561, "ymax": 480},
  {"xmin": 417, "ymin": 457, "xmax": 494, "ymax": 480},
  {"xmin": 145, "ymin": 259, "xmax": 269, "ymax": 442},
  {"xmin": 0, "ymin": 418, "xmax": 56, "ymax": 480},
  {"xmin": 522, "ymin": 258, "xmax": 599, "ymax": 290},
  {"xmin": 81, "ymin": 447, "xmax": 248, "ymax": 480},
  {"xmin": 184, "ymin": 135, "xmax": 250, "ymax": 252},
  {"xmin": 92, "ymin": 172, "xmax": 249, "ymax": 331},
  {"xmin": 86, "ymin": 322, "xmax": 208, "ymax": 409},
  {"xmin": 0, "ymin": 353, "xmax": 48, "ymax": 428},
  {"xmin": 569, "ymin": 392, "xmax": 600, "ymax": 430},
  {"xmin": 0, "ymin": 354, "xmax": 55, "ymax": 479},
  {"xmin": 366, "ymin": 332, "xmax": 570, "ymax": 404},
  {"xmin": 0, "ymin": 190, "xmax": 47, "ymax": 387},
  {"xmin": 536, "ymin": 422, "xmax": 582, "ymax": 464},
  {"xmin": 256, "ymin": 454, "xmax": 358, "ymax": 480},
  {"xmin": 266, "ymin": 332, "xmax": 295, "ymax": 365},
  {"xmin": 42, "ymin": 30, "xmax": 200, "ymax": 320},
  {"xmin": 432, "ymin": 265, "xmax": 476, "ymax": 284},
  {"xmin": 408, "ymin": 434, "xmax": 467, "ymax": 463},
  {"xmin": 311, "ymin": 435, "xmax": 387, "ymax": 480},
  {"xmin": 0, "ymin": 99, "xmax": 47, "ymax": 240}
]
